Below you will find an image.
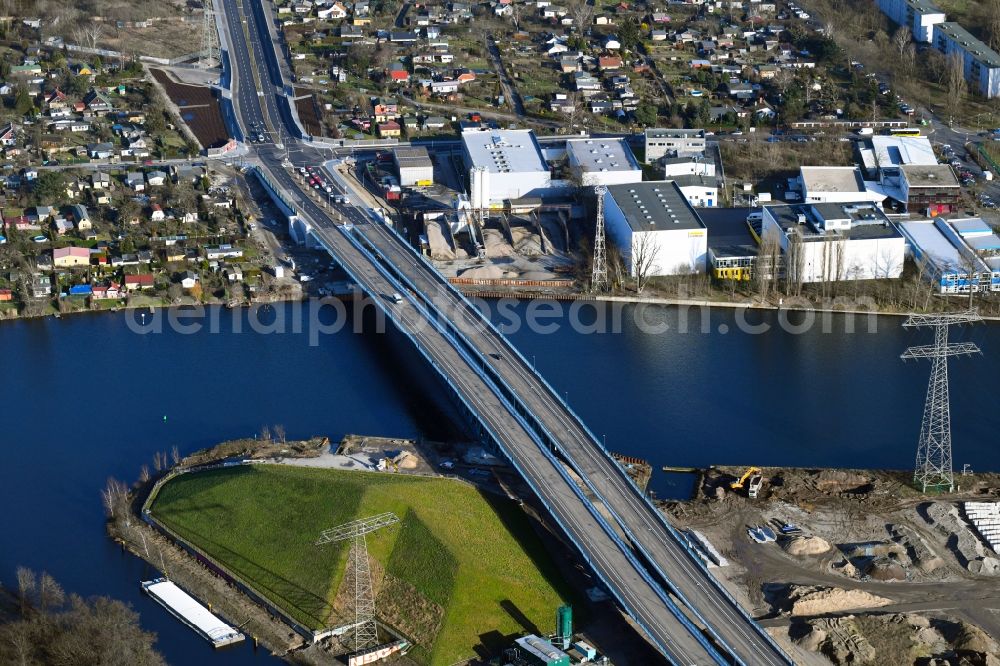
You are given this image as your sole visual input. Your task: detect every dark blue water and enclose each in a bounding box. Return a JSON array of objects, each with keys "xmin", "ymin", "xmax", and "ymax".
[{"xmin": 1, "ymin": 301, "xmax": 997, "ymax": 664}]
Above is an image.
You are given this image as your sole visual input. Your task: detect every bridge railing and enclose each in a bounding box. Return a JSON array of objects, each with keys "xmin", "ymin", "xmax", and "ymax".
[
  {"xmin": 367, "ymin": 214, "xmax": 790, "ymax": 664},
  {"xmin": 321, "ymin": 226, "xmax": 727, "ymax": 666}
]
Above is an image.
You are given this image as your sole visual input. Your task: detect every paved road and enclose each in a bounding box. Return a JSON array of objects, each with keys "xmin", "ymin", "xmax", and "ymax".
[
  {"xmin": 216, "ymin": 2, "xmax": 791, "ymax": 663},
  {"xmin": 486, "ymin": 34, "xmax": 526, "ymax": 117}
]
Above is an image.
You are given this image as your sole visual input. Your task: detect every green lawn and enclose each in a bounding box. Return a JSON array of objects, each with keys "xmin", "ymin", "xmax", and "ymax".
[{"xmin": 150, "ymin": 466, "xmax": 577, "ymax": 665}]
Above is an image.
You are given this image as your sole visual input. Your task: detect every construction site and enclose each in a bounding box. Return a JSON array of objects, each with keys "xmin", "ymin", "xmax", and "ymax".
[{"xmin": 656, "ymin": 312, "xmax": 1000, "ymax": 665}]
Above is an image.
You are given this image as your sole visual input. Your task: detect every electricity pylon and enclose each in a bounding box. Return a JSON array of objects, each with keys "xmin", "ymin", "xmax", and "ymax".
[
  {"xmin": 315, "ymin": 512, "xmax": 399, "ymax": 651},
  {"xmin": 199, "ymin": 0, "xmax": 220, "ymax": 67},
  {"xmin": 901, "ymin": 311, "xmax": 982, "ymax": 492},
  {"xmin": 591, "ymin": 185, "xmax": 608, "ymax": 292}
]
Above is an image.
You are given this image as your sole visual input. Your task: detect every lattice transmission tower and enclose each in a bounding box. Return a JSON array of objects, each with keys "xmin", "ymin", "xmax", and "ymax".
[
  {"xmin": 315, "ymin": 512, "xmax": 399, "ymax": 651},
  {"xmin": 591, "ymin": 185, "xmax": 608, "ymax": 292},
  {"xmin": 199, "ymin": 0, "xmax": 220, "ymax": 68},
  {"xmin": 901, "ymin": 311, "xmax": 982, "ymax": 492}
]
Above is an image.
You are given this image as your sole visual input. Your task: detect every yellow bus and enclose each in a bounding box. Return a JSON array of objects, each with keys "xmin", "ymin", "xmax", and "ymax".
[{"xmin": 888, "ymin": 127, "xmax": 922, "ymax": 137}]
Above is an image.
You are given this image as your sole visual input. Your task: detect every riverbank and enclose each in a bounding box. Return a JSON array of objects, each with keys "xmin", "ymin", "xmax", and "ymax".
[{"xmin": 4, "ymin": 280, "xmax": 1000, "ymax": 326}]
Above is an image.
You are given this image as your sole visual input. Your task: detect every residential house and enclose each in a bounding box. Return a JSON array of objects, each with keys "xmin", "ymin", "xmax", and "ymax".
[
  {"xmin": 423, "ymin": 116, "xmax": 447, "ymax": 129},
  {"xmin": 389, "ymin": 62, "xmax": 410, "ymax": 82},
  {"xmin": 0, "ymin": 123, "xmax": 16, "ymax": 146},
  {"xmin": 205, "ymin": 244, "xmax": 243, "ymax": 260},
  {"xmin": 223, "ymin": 265, "xmax": 244, "ymax": 283},
  {"xmin": 378, "ymin": 120, "xmax": 402, "ymax": 137},
  {"xmin": 179, "ymin": 271, "xmax": 199, "ymax": 289},
  {"xmin": 124, "ymin": 274, "xmax": 154, "ymax": 291},
  {"xmin": 87, "ymin": 142, "xmax": 114, "ymax": 159},
  {"xmin": 599, "ymin": 55, "xmax": 623, "ymax": 70},
  {"xmin": 150, "ymin": 203, "xmax": 165, "ymax": 221},
  {"xmin": 71, "ymin": 204, "xmax": 92, "ymax": 230},
  {"xmin": 83, "ymin": 89, "xmax": 113, "ymax": 112},
  {"xmin": 373, "ymin": 97, "xmax": 398, "ymax": 122},
  {"xmin": 92, "ymin": 282, "xmax": 121, "ymax": 299},
  {"xmin": 146, "ymin": 170, "xmax": 167, "ymax": 187},
  {"xmin": 125, "ymin": 172, "xmax": 145, "ymax": 191},
  {"xmin": 31, "ymin": 274, "xmax": 51, "ymax": 298},
  {"xmin": 53, "ymin": 246, "xmax": 90, "ymax": 267},
  {"xmin": 53, "ymin": 216, "xmax": 73, "ymax": 235}
]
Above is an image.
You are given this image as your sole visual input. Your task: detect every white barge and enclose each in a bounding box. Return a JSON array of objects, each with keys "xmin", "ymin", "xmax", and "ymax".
[{"xmin": 141, "ymin": 578, "xmax": 245, "ymax": 648}]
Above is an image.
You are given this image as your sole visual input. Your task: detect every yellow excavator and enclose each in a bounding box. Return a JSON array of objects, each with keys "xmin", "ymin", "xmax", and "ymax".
[{"xmin": 731, "ymin": 467, "xmax": 764, "ymax": 498}]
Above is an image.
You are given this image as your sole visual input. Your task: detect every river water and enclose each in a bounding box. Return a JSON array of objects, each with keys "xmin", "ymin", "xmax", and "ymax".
[{"xmin": 1, "ymin": 301, "xmax": 996, "ymax": 664}]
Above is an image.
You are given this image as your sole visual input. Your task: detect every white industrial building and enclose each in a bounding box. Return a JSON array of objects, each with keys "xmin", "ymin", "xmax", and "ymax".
[
  {"xmin": 662, "ymin": 155, "xmax": 716, "ymax": 178},
  {"xmin": 603, "ymin": 181, "xmax": 708, "ymax": 276},
  {"xmin": 762, "ymin": 202, "xmax": 906, "ymax": 282},
  {"xmin": 393, "ymin": 146, "xmax": 434, "ymax": 187},
  {"xmin": 462, "ymin": 128, "xmax": 551, "ymax": 208},
  {"xmin": 876, "ymin": 0, "xmax": 945, "ymax": 43},
  {"xmin": 898, "ymin": 219, "xmax": 997, "ymax": 293},
  {"xmin": 934, "ymin": 22, "xmax": 1000, "ymax": 99},
  {"xmin": 644, "ymin": 128, "xmax": 706, "ymax": 161},
  {"xmin": 565, "ymin": 138, "xmax": 643, "ymax": 186},
  {"xmin": 799, "ymin": 166, "xmax": 884, "ymax": 206},
  {"xmin": 669, "ymin": 174, "xmax": 718, "ymax": 208}
]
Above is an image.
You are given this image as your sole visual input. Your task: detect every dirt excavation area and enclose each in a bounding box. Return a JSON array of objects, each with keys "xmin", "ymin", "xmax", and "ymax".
[{"xmin": 661, "ymin": 467, "xmax": 1000, "ymax": 665}]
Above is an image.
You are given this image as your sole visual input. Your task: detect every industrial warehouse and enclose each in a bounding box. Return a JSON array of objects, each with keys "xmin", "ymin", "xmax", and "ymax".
[{"xmin": 346, "ymin": 127, "xmax": 1000, "ymax": 294}]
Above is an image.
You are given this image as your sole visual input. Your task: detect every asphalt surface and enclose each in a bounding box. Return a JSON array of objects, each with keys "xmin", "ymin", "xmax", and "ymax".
[{"xmin": 215, "ymin": 2, "xmax": 792, "ymax": 663}]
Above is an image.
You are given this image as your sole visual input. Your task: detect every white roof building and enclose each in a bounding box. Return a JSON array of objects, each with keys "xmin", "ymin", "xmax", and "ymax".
[
  {"xmin": 566, "ymin": 138, "xmax": 642, "ymax": 186},
  {"xmin": 800, "ymin": 166, "xmax": 884, "ymax": 205},
  {"xmin": 462, "ymin": 128, "xmax": 551, "ymax": 208}
]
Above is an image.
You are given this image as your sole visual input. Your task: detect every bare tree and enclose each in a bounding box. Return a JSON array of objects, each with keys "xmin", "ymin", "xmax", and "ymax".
[
  {"xmin": 73, "ymin": 22, "xmax": 105, "ymax": 50},
  {"xmin": 784, "ymin": 227, "xmax": 805, "ymax": 297},
  {"xmin": 893, "ymin": 26, "xmax": 912, "ymax": 59},
  {"xmin": 101, "ymin": 477, "xmax": 132, "ymax": 529},
  {"xmin": 568, "ymin": 0, "xmax": 593, "ymax": 34},
  {"xmin": 753, "ymin": 229, "xmax": 781, "ymax": 301},
  {"xmin": 988, "ymin": 0, "xmax": 1000, "ymax": 52},
  {"xmin": 171, "ymin": 445, "xmax": 180, "ymax": 466},
  {"xmin": 273, "ymin": 424, "xmax": 286, "ymax": 444},
  {"xmin": 946, "ymin": 51, "xmax": 967, "ymax": 120},
  {"xmin": 139, "ymin": 464, "xmax": 150, "ymax": 484},
  {"xmin": 631, "ymin": 232, "xmax": 659, "ymax": 294},
  {"xmin": 16, "ymin": 567, "xmax": 36, "ymax": 616},
  {"xmin": 37, "ymin": 572, "xmax": 64, "ymax": 612},
  {"xmin": 259, "ymin": 424, "xmax": 271, "ymax": 441}
]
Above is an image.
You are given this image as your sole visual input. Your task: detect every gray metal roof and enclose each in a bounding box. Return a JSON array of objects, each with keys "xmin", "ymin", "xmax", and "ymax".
[
  {"xmin": 566, "ymin": 138, "xmax": 641, "ymax": 173},
  {"xmin": 936, "ymin": 22, "xmax": 1000, "ymax": 69},
  {"xmin": 606, "ymin": 181, "xmax": 706, "ymax": 233},
  {"xmin": 393, "ymin": 145, "xmax": 433, "ymax": 169}
]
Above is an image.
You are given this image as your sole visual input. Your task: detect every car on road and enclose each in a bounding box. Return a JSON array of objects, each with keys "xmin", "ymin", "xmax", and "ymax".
[{"xmin": 388, "ymin": 292, "xmax": 403, "ymax": 303}]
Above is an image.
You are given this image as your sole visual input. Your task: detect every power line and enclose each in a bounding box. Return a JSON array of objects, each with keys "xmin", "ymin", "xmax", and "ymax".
[{"xmin": 901, "ymin": 311, "xmax": 982, "ymax": 492}]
